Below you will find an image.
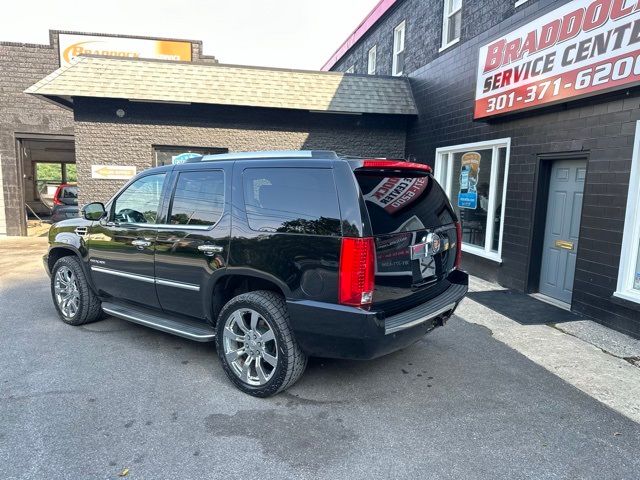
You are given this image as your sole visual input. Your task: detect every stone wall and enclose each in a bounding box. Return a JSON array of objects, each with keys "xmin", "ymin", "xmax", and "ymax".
[{"xmin": 73, "ymin": 98, "xmax": 408, "ymax": 204}]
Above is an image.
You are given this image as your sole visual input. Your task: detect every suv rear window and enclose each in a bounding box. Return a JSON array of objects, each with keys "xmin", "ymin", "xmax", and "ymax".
[
  {"xmin": 242, "ymin": 168, "xmax": 341, "ymax": 236},
  {"xmin": 60, "ymin": 186, "xmax": 77, "ymax": 199},
  {"xmin": 355, "ymin": 173, "xmax": 455, "ymax": 235}
]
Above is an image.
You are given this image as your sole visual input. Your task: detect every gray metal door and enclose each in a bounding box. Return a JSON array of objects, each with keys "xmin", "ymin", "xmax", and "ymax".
[{"xmin": 539, "ymin": 159, "xmax": 586, "ymax": 304}]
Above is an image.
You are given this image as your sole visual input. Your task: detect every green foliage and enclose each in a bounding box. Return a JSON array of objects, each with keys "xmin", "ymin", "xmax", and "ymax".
[
  {"xmin": 36, "ymin": 163, "xmax": 61, "ymax": 182},
  {"xmin": 66, "ymin": 164, "xmax": 77, "ymax": 182},
  {"xmin": 35, "ymin": 163, "xmax": 77, "ymax": 182}
]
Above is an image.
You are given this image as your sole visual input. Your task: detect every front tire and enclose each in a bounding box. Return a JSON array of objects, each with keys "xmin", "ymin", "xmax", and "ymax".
[
  {"xmin": 51, "ymin": 256, "xmax": 103, "ymax": 325},
  {"xmin": 216, "ymin": 290, "xmax": 307, "ymax": 397}
]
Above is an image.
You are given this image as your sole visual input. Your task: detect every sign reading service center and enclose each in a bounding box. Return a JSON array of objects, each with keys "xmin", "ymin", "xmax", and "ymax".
[
  {"xmin": 58, "ymin": 33, "xmax": 192, "ymax": 67},
  {"xmin": 475, "ymin": 0, "xmax": 640, "ymax": 119}
]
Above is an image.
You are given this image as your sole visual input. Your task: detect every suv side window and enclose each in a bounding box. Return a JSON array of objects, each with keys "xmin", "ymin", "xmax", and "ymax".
[
  {"xmin": 242, "ymin": 167, "xmax": 341, "ymax": 236},
  {"xmin": 168, "ymin": 170, "xmax": 225, "ymax": 226},
  {"xmin": 112, "ymin": 173, "xmax": 166, "ymax": 224}
]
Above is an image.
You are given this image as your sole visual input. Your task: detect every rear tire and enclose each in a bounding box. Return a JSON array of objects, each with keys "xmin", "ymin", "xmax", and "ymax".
[
  {"xmin": 216, "ymin": 290, "xmax": 307, "ymax": 397},
  {"xmin": 51, "ymin": 256, "xmax": 103, "ymax": 325}
]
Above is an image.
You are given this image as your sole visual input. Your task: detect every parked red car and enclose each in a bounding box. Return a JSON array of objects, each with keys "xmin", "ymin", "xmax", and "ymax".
[{"xmin": 50, "ymin": 183, "xmax": 79, "ymax": 222}]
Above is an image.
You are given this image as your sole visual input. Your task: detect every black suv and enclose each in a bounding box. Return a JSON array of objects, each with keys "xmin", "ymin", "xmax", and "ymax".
[{"xmin": 44, "ymin": 151, "xmax": 467, "ymax": 397}]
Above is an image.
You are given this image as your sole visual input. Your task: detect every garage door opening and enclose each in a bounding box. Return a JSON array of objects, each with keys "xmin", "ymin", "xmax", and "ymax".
[{"xmin": 17, "ymin": 136, "xmax": 76, "ymax": 236}]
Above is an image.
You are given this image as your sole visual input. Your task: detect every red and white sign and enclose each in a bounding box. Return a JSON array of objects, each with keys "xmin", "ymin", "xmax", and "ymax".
[
  {"xmin": 363, "ymin": 177, "xmax": 428, "ymax": 214},
  {"xmin": 475, "ymin": 0, "xmax": 640, "ymax": 119}
]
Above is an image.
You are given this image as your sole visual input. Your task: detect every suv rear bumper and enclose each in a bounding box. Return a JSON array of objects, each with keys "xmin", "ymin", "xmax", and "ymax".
[{"xmin": 287, "ymin": 270, "xmax": 468, "ymax": 360}]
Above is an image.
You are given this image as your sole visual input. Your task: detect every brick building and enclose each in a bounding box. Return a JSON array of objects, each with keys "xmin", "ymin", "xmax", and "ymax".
[
  {"xmin": 2, "ymin": 30, "xmax": 415, "ymax": 235},
  {"xmin": 23, "ymin": 55, "xmax": 414, "ymax": 207},
  {"xmin": 8, "ymin": 2, "xmax": 640, "ymax": 338},
  {"xmin": 325, "ymin": 0, "xmax": 640, "ymax": 336},
  {"xmin": 0, "ymin": 30, "xmax": 218, "ymax": 236}
]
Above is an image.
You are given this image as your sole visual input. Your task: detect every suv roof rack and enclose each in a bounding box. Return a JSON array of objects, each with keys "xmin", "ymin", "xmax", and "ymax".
[{"xmin": 189, "ymin": 150, "xmax": 340, "ymax": 163}]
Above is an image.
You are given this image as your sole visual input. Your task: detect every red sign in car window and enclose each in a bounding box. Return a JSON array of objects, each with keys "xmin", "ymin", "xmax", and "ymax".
[{"xmin": 363, "ymin": 177, "xmax": 429, "ymax": 214}]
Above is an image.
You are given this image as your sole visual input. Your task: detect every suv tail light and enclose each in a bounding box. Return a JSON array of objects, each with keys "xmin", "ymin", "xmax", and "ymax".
[
  {"xmin": 339, "ymin": 237, "xmax": 375, "ymax": 307},
  {"xmin": 454, "ymin": 221, "xmax": 462, "ymax": 269},
  {"xmin": 53, "ymin": 185, "xmax": 64, "ymax": 205}
]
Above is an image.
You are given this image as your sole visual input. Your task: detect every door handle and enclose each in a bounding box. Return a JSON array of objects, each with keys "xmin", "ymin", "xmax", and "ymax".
[
  {"xmin": 132, "ymin": 239, "xmax": 152, "ymax": 249},
  {"xmin": 198, "ymin": 244, "xmax": 224, "ymax": 256}
]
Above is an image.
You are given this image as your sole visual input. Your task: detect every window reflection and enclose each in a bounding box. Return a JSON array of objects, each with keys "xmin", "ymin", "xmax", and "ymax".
[
  {"xmin": 113, "ymin": 174, "xmax": 165, "ymax": 224},
  {"xmin": 243, "ymin": 168, "xmax": 341, "ymax": 236}
]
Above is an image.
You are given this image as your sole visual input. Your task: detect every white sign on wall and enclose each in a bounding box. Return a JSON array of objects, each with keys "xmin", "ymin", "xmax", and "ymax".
[
  {"xmin": 475, "ymin": 0, "xmax": 640, "ymax": 119},
  {"xmin": 91, "ymin": 165, "xmax": 137, "ymax": 180},
  {"xmin": 58, "ymin": 33, "xmax": 192, "ymax": 67}
]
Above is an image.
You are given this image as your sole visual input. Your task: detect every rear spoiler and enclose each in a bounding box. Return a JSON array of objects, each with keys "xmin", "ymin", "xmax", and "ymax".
[{"xmin": 347, "ymin": 159, "xmax": 432, "ymax": 174}]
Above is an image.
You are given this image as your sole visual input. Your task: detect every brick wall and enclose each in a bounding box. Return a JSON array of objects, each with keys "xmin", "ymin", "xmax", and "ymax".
[
  {"xmin": 73, "ymin": 98, "xmax": 408, "ymax": 205},
  {"xmin": 0, "ymin": 31, "xmax": 217, "ymax": 235},
  {"xmin": 0, "ymin": 39, "xmax": 74, "ymax": 235},
  {"xmin": 332, "ymin": 0, "xmax": 521, "ymax": 76},
  {"xmin": 330, "ymin": 0, "xmax": 640, "ymax": 337}
]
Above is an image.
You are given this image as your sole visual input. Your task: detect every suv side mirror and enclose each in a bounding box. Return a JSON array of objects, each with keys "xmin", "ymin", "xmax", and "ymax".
[{"xmin": 82, "ymin": 202, "xmax": 106, "ymax": 221}]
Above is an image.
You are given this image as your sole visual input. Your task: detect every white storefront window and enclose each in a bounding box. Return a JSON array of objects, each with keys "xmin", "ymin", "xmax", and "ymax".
[
  {"xmin": 615, "ymin": 121, "xmax": 640, "ymax": 304},
  {"xmin": 435, "ymin": 138, "xmax": 511, "ymax": 262}
]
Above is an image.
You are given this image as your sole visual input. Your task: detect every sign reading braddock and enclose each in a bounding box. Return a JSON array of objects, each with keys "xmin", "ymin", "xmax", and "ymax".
[
  {"xmin": 475, "ymin": 0, "xmax": 640, "ymax": 119},
  {"xmin": 58, "ymin": 33, "xmax": 192, "ymax": 67}
]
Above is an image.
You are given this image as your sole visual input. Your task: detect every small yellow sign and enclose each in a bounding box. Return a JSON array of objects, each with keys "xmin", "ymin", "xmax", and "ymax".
[{"xmin": 91, "ymin": 165, "xmax": 136, "ymax": 180}]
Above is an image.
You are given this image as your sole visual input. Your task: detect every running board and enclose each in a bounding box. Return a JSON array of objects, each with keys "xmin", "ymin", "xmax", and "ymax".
[{"xmin": 102, "ymin": 302, "xmax": 216, "ymax": 342}]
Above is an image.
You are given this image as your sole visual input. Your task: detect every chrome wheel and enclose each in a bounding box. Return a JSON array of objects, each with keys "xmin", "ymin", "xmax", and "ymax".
[
  {"xmin": 223, "ymin": 308, "xmax": 278, "ymax": 386},
  {"xmin": 54, "ymin": 266, "xmax": 80, "ymax": 318}
]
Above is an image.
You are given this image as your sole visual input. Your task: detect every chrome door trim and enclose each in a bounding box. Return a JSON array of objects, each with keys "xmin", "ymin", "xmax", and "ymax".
[
  {"xmin": 198, "ymin": 244, "xmax": 224, "ymax": 254},
  {"xmin": 90, "ymin": 266, "xmax": 155, "ymax": 284},
  {"xmin": 121, "ymin": 222, "xmax": 214, "ymax": 231},
  {"xmin": 155, "ymin": 278, "xmax": 201, "ymax": 291},
  {"xmin": 131, "ymin": 239, "xmax": 152, "ymax": 247},
  {"xmin": 91, "ymin": 266, "xmax": 201, "ymax": 291}
]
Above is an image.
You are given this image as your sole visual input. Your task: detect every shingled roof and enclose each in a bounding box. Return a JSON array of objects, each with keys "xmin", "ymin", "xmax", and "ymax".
[{"xmin": 25, "ymin": 56, "xmax": 417, "ymax": 115}]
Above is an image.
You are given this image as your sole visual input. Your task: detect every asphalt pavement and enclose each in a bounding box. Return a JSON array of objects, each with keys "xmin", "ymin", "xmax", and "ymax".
[{"xmin": 1, "ymin": 237, "xmax": 640, "ymax": 480}]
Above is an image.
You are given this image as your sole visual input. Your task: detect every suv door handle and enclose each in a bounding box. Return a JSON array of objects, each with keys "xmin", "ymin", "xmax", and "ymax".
[
  {"xmin": 198, "ymin": 244, "xmax": 223, "ymax": 255},
  {"xmin": 132, "ymin": 239, "xmax": 152, "ymax": 249}
]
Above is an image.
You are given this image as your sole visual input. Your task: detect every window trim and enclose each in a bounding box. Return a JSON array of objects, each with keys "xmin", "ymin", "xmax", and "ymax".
[
  {"xmin": 392, "ymin": 20, "xmax": 406, "ymax": 77},
  {"xmin": 167, "ymin": 169, "xmax": 225, "ymax": 228},
  {"xmin": 241, "ymin": 166, "xmax": 342, "ymax": 236},
  {"xmin": 438, "ymin": 37, "xmax": 460, "ymax": 53},
  {"xmin": 441, "ymin": 0, "xmax": 462, "ymax": 50},
  {"xmin": 110, "ymin": 172, "xmax": 168, "ymax": 226},
  {"xmin": 434, "ymin": 137, "xmax": 511, "ymax": 263},
  {"xmin": 345, "ymin": 65, "xmax": 355, "ymax": 74},
  {"xmin": 367, "ymin": 45, "xmax": 377, "ymax": 75},
  {"xmin": 615, "ymin": 121, "xmax": 640, "ymax": 304},
  {"xmin": 514, "ymin": 0, "xmax": 530, "ymax": 7}
]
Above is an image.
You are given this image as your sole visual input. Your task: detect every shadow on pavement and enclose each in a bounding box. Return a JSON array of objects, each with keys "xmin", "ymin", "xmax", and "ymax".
[{"xmin": 466, "ymin": 288, "xmax": 578, "ymax": 325}]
